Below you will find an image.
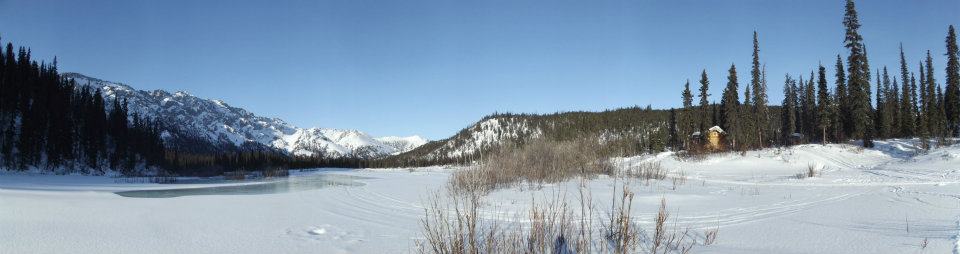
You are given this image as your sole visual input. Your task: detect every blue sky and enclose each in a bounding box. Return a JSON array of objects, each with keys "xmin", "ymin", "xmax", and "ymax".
[{"xmin": 1, "ymin": 0, "xmax": 957, "ymax": 139}]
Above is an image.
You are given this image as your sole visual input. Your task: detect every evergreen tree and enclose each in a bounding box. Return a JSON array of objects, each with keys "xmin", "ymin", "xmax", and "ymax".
[
  {"xmin": 945, "ymin": 25, "xmax": 959, "ymax": 137},
  {"xmin": 925, "ymin": 51, "xmax": 940, "ymax": 139},
  {"xmin": 936, "ymin": 85, "xmax": 948, "ymax": 143},
  {"xmin": 887, "ymin": 68, "xmax": 900, "ymax": 138},
  {"xmin": 802, "ymin": 72, "xmax": 817, "ymax": 140},
  {"xmin": 817, "ymin": 64, "xmax": 833, "ymax": 143},
  {"xmin": 875, "ymin": 70, "xmax": 886, "ymax": 139},
  {"xmin": 843, "ymin": 0, "xmax": 873, "ymax": 147},
  {"xmin": 899, "ymin": 44, "xmax": 916, "ymax": 137},
  {"xmin": 682, "ymin": 80, "xmax": 694, "ymax": 108},
  {"xmin": 835, "ymin": 55, "xmax": 849, "ymax": 141},
  {"xmin": 781, "ymin": 75, "xmax": 798, "ymax": 143},
  {"xmin": 797, "ymin": 75, "xmax": 805, "ymax": 136},
  {"xmin": 681, "ymin": 80, "xmax": 694, "ymax": 148},
  {"xmin": 698, "ymin": 70, "xmax": 711, "ymax": 130},
  {"xmin": 720, "ymin": 64, "xmax": 740, "ymax": 146},
  {"xmin": 742, "ymin": 85, "xmax": 755, "ymax": 149},
  {"xmin": 668, "ymin": 109, "xmax": 680, "ymax": 150},
  {"xmin": 750, "ymin": 32, "xmax": 769, "ymax": 148},
  {"xmin": 917, "ymin": 66, "xmax": 930, "ymax": 149}
]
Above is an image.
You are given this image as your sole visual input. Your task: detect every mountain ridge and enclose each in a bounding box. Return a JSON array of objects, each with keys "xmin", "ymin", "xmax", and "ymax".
[{"xmin": 61, "ymin": 72, "xmax": 427, "ymax": 158}]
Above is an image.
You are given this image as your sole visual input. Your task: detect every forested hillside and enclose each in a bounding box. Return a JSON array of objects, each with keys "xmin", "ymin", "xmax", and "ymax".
[{"xmin": 375, "ymin": 107, "xmax": 672, "ymax": 167}]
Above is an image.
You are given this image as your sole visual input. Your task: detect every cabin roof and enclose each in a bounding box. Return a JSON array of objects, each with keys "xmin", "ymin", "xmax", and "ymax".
[{"xmin": 708, "ymin": 126, "xmax": 725, "ymax": 133}]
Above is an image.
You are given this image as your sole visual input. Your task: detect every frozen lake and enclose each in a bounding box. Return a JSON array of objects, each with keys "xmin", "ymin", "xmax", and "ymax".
[{"xmin": 115, "ymin": 174, "xmax": 366, "ymax": 198}]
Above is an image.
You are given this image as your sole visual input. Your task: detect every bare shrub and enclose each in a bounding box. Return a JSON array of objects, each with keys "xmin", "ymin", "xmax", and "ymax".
[
  {"xmin": 645, "ymin": 197, "xmax": 697, "ymax": 254},
  {"xmin": 670, "ymin": 171, "xmax": 687, "ymax": 190},
  {"xmin": 418, "ymin": 183, "xmax": 703, "ymax": 254},
  {"xmin": 650, "ymin": 198, "xmax": 667, "ymax": 253},
  {"xmin": 417, "ymin": 188, "xmax": 586, "ymax": 254},
  {"xmin": 417, "ymin": 191, "xmax": 484, "ymax": 254},
  {"xmin": 262, "ymin": 168, "xmax": 289, "ymax": 178},
  {"xmin": 603, "ymin": 186, "xmax": 639, "ymax": 253},
  {"xmin": 449, "ymin": 138, "xmax": 613, "ymax": 194},
  {"xmin": 794, "ymin": 164, "xmax": 820, "ymax": 179},
  {"xmin": 703, "ymin": 228, "xmax": 718, "ymax": 246},
  {"xmin": 621, "ymin": 161, "xmax": 666, "ymax": 182},
  {"xmin": 112, "ymin": 176, "xmax": 178, "ymax": 184}
]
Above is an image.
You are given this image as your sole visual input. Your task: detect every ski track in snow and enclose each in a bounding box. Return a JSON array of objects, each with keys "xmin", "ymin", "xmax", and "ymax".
[{"xmin": 955, "ymin": 217, "xmax": 960, "ymax": 254}]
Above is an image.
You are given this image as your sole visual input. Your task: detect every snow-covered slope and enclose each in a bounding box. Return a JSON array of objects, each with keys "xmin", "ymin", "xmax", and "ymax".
[
  {"xmin": 425, "ymin": 117, "xmax": 543, "ymax": 159},
  {"xmin": 62, "ymin": 73, "xmax": 426, "ymax": 158},
  {"xmin": 392, "ymin": 109, "xmax": 668, "ymax": 162},
  {"xmin": 374, "ymin": 136, "xmax": 429, "ymax": 155}
]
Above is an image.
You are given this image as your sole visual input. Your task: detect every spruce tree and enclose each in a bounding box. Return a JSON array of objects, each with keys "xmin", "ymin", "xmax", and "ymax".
[
  {"xmin": 698, "ymin": 70, "xmax": 711, "ymax": 130},
  {"xmin": 917, "ymin": 67, "xmax": 930, "ymax": 149},
  {"xmin": 936, "ymin": 85, "xmax": 948, "ymax": 143},
  {"xmin": 899, "ymin": 44, "xmax": 916, "ymax": 137},
  {"xmin": 668, "ymin": 109, "xmax": 680, "ymax": 150},
  {"xmin": 797, "ymin": 75, "xmax": 805, "ymax": 137},
  {"xmin": 721, "ymin": 64, "xmax": 740, "ymax": 145},
  {"xmin": 925, "ymin": 51, "xmax": 939, "ymax": 139},
  {"xmin": 945, "ymin": 25, "xmax": 959, "ymax": 137},
  {"xmin": 681, "ymin": 80, "xmax": 694, "ymax": 148},
  {"xmin": 817, "ymin": 64, "xmax": 833, "ymax": 143},
  {"xmin": 843, "ymin": 0, "xmax": 873, "ymax": 147},
  {"xmin": 742, "ymin": 86, "xmax": 755, "ymax": 149},
  {"xmin": 875, "ymin": 70, "xmax": 886, "ymax": 139},
  {"xmin": 751, "ymin": 33, "xmax": 769, "ymax": 148},
  {"xmin": 887, "ymin": 67, "xmax": 900, "ymax": 138},
  {"xmin": 835, "ymin": 55, "xmax": 849, "ymax": 141},
  {"xmin": 782, "ymin": 75, "xmax": 798, "ymax": 143},
  {"xmin": 803, "ymin": 72, "xmax": 817, "ymax": 140}
]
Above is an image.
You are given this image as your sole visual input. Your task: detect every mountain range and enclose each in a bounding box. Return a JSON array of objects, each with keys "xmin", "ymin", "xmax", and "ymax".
[{"xmin": 62, "ymin": 73, "xmax": 428, "ymax": 159}]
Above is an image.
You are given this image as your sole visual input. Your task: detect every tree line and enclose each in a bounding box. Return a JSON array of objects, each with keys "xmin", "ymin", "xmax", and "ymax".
[
  {"xmin": 0, "ymin": 37, "xmax": 165, "ymax": 174},
  {"xmin": 672, "ymin": 0, "xmax": 959, "ymax": 151}
]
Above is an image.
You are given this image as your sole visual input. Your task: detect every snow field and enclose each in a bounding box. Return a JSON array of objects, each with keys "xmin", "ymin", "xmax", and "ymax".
[{"xmin": 1, "ymin": 139, "xmax": 959, "ymax": 253}]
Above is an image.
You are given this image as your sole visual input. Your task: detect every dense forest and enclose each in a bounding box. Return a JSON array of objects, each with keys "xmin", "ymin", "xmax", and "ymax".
[{"xmin": 0, "ymin": 37, "xmax": 165, "ymax": 175}]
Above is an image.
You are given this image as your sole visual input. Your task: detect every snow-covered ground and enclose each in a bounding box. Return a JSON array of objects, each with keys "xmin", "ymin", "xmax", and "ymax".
[{"xmin": 2, "ymin": 139, "xmax": 959, "ymax": 253}]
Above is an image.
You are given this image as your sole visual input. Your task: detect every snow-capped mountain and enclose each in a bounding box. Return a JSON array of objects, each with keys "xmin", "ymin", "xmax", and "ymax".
[
  {"xmin": 374, "ymin": 136, "xmax": 429, "ymax": 155},
  {"xmin": 61, "ymin": 73, "xmax": 426, "ymax": 158}
]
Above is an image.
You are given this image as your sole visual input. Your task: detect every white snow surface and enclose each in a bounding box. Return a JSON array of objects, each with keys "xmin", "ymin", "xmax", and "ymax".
[
  {"xmin": 62, "ymin": 73, "xmax": 426, "ymax": 158},
  {"xmin": 426, "ymin": 117, "xmax": 543, "ymax": 159},
  {"xmin": 2, "ymin": 139, "xmax": 960, "ymax": 253}
]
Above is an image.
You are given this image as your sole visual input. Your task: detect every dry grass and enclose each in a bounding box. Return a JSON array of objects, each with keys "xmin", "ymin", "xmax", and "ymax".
[
  {"xmin": 620, "ymin": 162, "xmax": 666, "ymax": 182},
  {"xmin": 449, "ymin": 138, "xmax": 614, "ymax": 194},
  {"xmin": 417, "ymin": 182, "xmax": 704, "ymax": 254},
  {"xmin": 794, "ymin": 164, "xmax": 820, "ymax": 179},
  {"xmin": 603, "ymin": 186, "xmax": 639, "ymax": 253},
  {"xmin": 670, "ymin": 171, "xmax": 687, "ymax": 190}
]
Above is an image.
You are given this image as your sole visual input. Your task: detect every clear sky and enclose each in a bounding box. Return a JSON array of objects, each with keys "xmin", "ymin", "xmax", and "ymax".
[{"xmin": 0, "ymin": 0, "xmax": 957, "ymax": 139}]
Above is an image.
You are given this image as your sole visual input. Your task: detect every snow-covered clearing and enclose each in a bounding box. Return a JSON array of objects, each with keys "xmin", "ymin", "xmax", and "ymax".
[{"xmin": 2, "ymin": 139, "xmax": 959, "ymax": 253}]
